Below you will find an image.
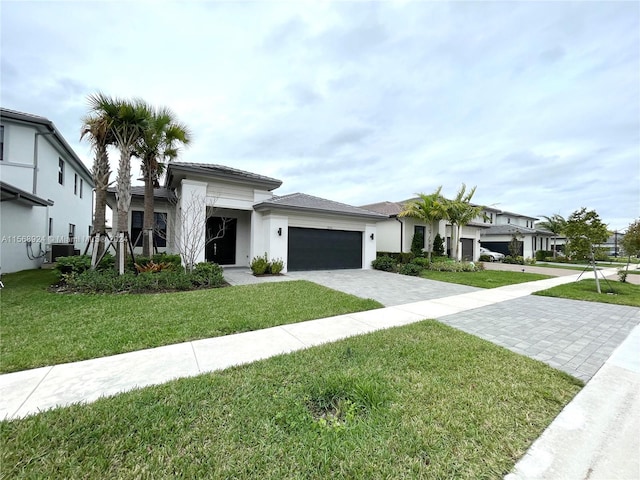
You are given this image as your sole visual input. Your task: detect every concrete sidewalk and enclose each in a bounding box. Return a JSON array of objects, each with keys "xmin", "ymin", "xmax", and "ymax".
[
  {"xmin": 1, "ymin": 270, "xmax": 591, "ymax": 420},
  {"xmin": 1, "ymin": 267, "xmax": 638, "ymax": 480}
]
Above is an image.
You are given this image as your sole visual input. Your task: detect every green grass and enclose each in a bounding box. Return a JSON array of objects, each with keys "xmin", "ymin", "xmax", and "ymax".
[
  {"xmin": 419, "ymin": 269, "xmax": 551, "ymax": 288},
  {"xmin": 0, "ymin": 321, "xmax": 582, "ymax": 479},
  {"xmin": 0, "ymin": 270, "xmax": 381, "ymax": 374},
  {"xmin": 534, "ymin": 279, "xmax": 640, "ymax": 307}
]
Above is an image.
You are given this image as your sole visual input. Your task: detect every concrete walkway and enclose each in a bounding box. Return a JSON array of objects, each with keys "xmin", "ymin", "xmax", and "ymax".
[{"xmin": 1, "ymin": 267, "xmax": 638, "ymax": 479}]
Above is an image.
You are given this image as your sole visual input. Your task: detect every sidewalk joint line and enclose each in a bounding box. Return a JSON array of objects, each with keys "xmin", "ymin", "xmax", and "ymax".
[
  {"xmin": 190, "ymin": 342, "xmax": 201, "ymax": 373},
  {"xmin": 11, "ymin": 366, "xmax": 54, "ymax": 419}
]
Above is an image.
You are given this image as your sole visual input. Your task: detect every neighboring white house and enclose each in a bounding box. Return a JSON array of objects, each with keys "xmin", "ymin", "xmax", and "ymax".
[
  {"xmin": 107, "ymin": 162, "xmax": 385, "ymax": 272},
  {"xmin": 361, "ymin": 200, "xmax": 498, "ymax": 261},
  {"xmin": 0, "ymin": 108, "xmax": 94, "ymax": 274},
  {"xmin": 480, "ymin": 210, "xmax": 554, "ymax": 259}
]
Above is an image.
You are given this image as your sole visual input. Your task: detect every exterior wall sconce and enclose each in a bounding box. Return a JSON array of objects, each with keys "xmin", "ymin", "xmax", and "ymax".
[
  {"xmin": 277, "ymin": 228, "xmax": 282, "ymax": 236},
  {"xmin": 370, "ymin": 233, "xmax": 375, "ymax": 240}
]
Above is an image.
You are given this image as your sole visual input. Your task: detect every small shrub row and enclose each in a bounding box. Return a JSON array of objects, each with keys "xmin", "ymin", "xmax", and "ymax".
[
  {"xmin": 535, "ymin": 250, "xmax": 554, "ymax": 261},
  {"xmin": 425, "ymin": 260, "xmax": 482, "ymax": 272},
  {"xmin": 55, "ymin": 254, "xmax": 114, "ymax": 275},
  {"xmin": 372, "ymin": 256, "xmax": 484, "ymax": 274},
  {"xmin": 61, "ymin": 261, "xmax": 224, "ymax": 293},
  {"xmin": 250, "ymin": 253, "xmax": 285, "ymax": 275},
  {"xmin": 376, "ymin": 252, "xmax": 415, "ymax": 264},
  {"xmin": 503, "ymin": 255, "xmax": 525, "ymax": 265}
]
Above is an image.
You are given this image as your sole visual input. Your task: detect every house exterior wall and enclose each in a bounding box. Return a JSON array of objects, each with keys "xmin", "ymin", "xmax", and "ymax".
[
  {"xmin": 0, "ymin": 116, "xmax": 93, "ymax": 273},
  {"xmin": 375, "ymin": 219, "xmax": 403, "ymax": 252}
]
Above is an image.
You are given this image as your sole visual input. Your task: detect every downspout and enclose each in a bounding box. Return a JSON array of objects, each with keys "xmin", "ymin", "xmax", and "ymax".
[{"xmin": 395, "ymin": 216, "xmax": 403, "ymax": 253}]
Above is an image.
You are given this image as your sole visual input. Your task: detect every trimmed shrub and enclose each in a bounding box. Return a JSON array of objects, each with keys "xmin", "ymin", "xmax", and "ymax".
[
  {"xmin": 479, "ymin": 254, "xmax": 491, "ymax": 262},
  {"xmin": 398, "ymin": 252, "xmax": 415, "ymax": 264},
  {"xmin": 535, "ymin": 250, "xmax": 554, "ymax": 261},
  {"xmin": 371, "ymin": 255, "xmax": 397, "ymax": 272},
  {"xmin": 503, "ymin": 255, "xmax": 525, "ymax": 265},
  {"xmin": 152, "ymin": 253, "xmax": 182, "ymax": 270},
  {"xmin": 433, "ymin": 233, "xmax": 445, "ymax": 257},
  {"xmin": 250, "ymin": 254, "xmax": 270, "ymax": 275},
  {"xmin": 399, "ymin": 263, "xmax": 422, "ymax": 276},
  {"xmin": 410, "ymin": 232, "xmax": 424, "ymax": 257},
  {"xmin": 270, "ymin": 258, "xmax": 285, "ymax": 275},
  {"xmin": 411, "ymin": 257, "xmax": 430, "ymax": 268},
  {"xmin": 192, "ymin": 262, "xmax": 224, "ymax": 287},
  {"xmin": 55, "ymin": 255, "xmax": 92, "ymax": 276}
]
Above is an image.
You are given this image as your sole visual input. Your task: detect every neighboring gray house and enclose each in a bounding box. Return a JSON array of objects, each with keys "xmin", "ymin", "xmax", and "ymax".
[
  {"xmin": 107, "ymin": 162, "xmax": 386, "ymax": 272},
  {"xmin": 0, "ymin": 108, "xmax": 94, "ymax": 273},
  {"xmin": 481, "ymin": 210, "xmax": 554, "ymax": 259}
]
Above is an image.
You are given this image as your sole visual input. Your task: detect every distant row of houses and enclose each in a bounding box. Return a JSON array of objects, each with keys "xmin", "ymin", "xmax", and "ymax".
[{"xmin": 0, "ymin": 108, "xmax": 615, "ymax": 274}]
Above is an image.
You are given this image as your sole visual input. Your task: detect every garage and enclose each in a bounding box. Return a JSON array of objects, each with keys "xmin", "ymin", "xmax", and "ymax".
[{"xmin": 288, "ymin": 227, "xmax": 362, "ymax": 271}]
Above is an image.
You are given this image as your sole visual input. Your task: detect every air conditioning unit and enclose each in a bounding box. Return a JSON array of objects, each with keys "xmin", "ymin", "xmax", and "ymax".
[{"xmin": 51, "ymin": 243, "xmax": 75, "ymax": 261}]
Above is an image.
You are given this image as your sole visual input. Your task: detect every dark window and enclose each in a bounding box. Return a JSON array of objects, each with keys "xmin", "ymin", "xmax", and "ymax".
[
  {"xmin": 80, "ymin": 179, "xmax": 83, "ymax": 198},
  {"xmin": 0, "ymin": 125, "xmax": 4, "ymax": 161},
  {"xmin": 131, "ymin": 211, "xmax": 167, "ymax": 248},
  {"xmin": 48, "ymin": 218, "xmax": 53, "ymax": 236},
  {"xmin": 58, "ymin": 158, "xmax": 64, "ymax": 185},
  {"xmin": 69, "ymin": 224, "xmax": 75, "ymax": 243},
  {"xmin": 74, "ymin": 174, "xmax": 78, "ymax": 195},
  {"xmin": 414, "ymin": 225, "xmax": 426, "ymax": 247}
]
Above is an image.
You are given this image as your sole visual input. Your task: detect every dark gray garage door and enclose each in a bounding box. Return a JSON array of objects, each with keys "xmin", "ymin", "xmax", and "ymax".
[{"xmin": 288, "ymin": 227, "xmax": 362, "ymax": 271}]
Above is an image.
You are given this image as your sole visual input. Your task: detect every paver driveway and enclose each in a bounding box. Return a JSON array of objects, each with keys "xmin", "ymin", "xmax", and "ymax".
[{"xmin": 283, "ymin": 269, "xmax": 639, "ymax": 382}]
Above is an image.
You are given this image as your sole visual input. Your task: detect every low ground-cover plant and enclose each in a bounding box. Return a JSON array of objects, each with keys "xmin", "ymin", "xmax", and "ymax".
[
  {"xmin": 0, "ymin": 321, "xmax": 582, "ymax": 479},
  {"xmin": 58, "ymin": 261, "xmax": 225, "ymax": 293},
  {"xmin": 426, "ymin": 260, "xmax": 480, "ymax": 272}
]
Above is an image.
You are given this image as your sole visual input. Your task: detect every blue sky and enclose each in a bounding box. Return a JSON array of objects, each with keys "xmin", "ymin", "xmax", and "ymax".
[{"xmin": 2, "ymin": 1, "xmax": 638, "ymax": 230}]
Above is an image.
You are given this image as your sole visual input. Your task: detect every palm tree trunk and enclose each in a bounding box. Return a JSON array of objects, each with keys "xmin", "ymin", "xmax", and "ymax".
[
  {"xmin": 142, "ymin": 167, "xmax": 155, "ymax": 257},
  {"xmin": 116, "ymin": 148, "xmax": 132, "ymax": 274}
]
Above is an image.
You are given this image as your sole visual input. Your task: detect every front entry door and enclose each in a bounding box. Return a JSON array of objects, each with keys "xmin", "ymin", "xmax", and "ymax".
[{"xmin": 205, "ymin": 217, "xmax": 237, "ymax": 265}]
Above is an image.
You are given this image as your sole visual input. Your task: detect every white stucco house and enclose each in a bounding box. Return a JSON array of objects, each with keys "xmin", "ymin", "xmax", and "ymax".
[
  {"xmin": 361, "ymin": 200, "xmax": 498, "ymax": 261},
  {"xmin": 107, "ymin": 162, "xmax": 386, "ymax": 272},
  {"xmin": 0, "ymin": 108, "xmax": 94, "ymax": 274},
  {"xmin": 480, "ymin": 210, "xmax": 554, "ymax": 259}
]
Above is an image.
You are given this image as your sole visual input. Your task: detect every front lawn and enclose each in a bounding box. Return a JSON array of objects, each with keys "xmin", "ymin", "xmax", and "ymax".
[
  {"xmin": 0, "ymin": 321, "xmax": 582, "ymax": 479},
  {"xmin": 419, "ymin": 269, "xmax": 551, "ymax": 288},
  {"xmin": 534, "ymin": 279, "xmax": 640, "ymax": 307},
  {"xmin": 0, "ymin": 269, "xmax": 381, "ymax": 373}
]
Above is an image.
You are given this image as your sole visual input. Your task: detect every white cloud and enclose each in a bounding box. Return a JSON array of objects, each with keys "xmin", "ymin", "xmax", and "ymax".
[{"xmin": 1, "ymin": 0, "xmax": 638, "ymax": 230}]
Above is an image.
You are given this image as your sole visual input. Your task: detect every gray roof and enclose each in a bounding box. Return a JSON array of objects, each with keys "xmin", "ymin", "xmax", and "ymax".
[
  {"xmin": 165, "ymin": 162, "xmax": 282, "ymax": 191},
  {"xmin": 483, "ymin": 224, "xmax": 550, "ymax": 236},
  {"xmin": 0, "ymin": 181, "xmax": 54, "ymax": 207},
  {"xmin": 0, "ymin": 107, "xmax": 94, "ymax": 184},
  {"xmin": 255, "ymin": 193, "xmax": 387, "ymax": 220},
  {"xmin": 360, "ymin": 201, "xmax": 404, "ymax": 216},
  {"xmin": 362, "ymin": 198, "xmax": 500, "ymax": 218}
]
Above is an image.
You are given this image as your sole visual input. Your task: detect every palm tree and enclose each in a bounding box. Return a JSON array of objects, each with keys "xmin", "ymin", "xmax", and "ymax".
[
  {"xmin": 88, "ymin": 94, "xmax": 149, "ymax": 273},
  {"xmin": 80, "ymin": 102, "xmax": 115, "ymax": 262},
  {"xmin": 445, "ymin": 184, "xmax": 484, "ymax": 260},
  {"xmin": 536, "ymin": 214, "xmax": 566, "ymax": 259},
  {"xmin": 399, "ymin": 187, "xmax": 448, "ymax": 262},
  {"xmin": 134, "ymin": 106, "xmax": 191, "ymax": 257}
]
